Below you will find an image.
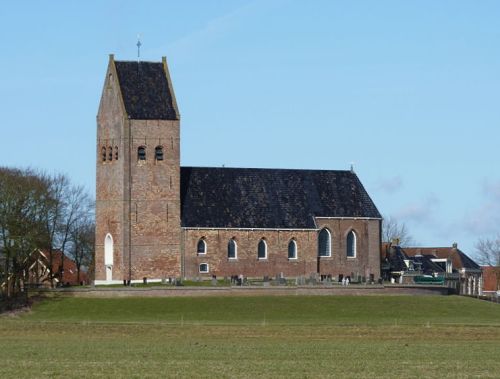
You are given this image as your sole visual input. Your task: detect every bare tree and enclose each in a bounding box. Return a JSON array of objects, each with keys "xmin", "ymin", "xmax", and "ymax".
[
  {"xmin": 38, "ymin": 174, "xmax": 91, "ymax": 287},
  {"xmin": 0, "ymin": 167, "xmax": 48, "ymax": 300},
  {"xmin": 68, "ymin": 208, "xmax": 95, "ymax": 284},
  {"xmin": 475, "ymin": 235, "xmax": 500, "ymax": 266},
  {"xmin": 476, "ymin": 235, "xmax": 500, "ymax": 293},
  {"xmin": 0, "ymin": 167, "xmax": 95, "ymax": 302},
  {"xmin": 382, "ymin": 216, "xmax": 415, "ymax": 246}
]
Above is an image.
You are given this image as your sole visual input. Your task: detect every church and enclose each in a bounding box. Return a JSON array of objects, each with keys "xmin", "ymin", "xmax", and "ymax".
[{"xmin": 94, "ymin": 55, "xmax": 382, "ymax": 284}]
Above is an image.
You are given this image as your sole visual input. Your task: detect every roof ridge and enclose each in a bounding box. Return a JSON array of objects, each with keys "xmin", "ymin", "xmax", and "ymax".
[
  {"xmin": 181, "ymin": 166, "xmax": 353, "ymax": 173},
  {"xmin": 114, "ymin": 59, "xmax": 163, "ymax": 64}
]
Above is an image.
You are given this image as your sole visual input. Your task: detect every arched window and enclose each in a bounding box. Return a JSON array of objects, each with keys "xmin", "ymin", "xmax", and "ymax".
[
  {"xmin": 101, "ymin": 146, "xmax": 107, "ymax": 162},
  {"xmin": 155, "ymin": 146, "xmax": 164, "ymax": 161},
  {"xmin": 318, "ymin": 228, "xmax": 331, "ymax": 257},
  {"xmin": 199, "ymin": 263, "xmax": 209, "ymax": 273},
  {"xmin": 104, "ymin": 233, "xmax": 114, "ymax": 282},
  {"xmin": 347, "ymin": 230, "xmax": 357, "ymax": 258},
  {"xmin": 258, "ymin": 239, "xmax": 267, "ymax": 259},
  {"xmin": 114, "ymin": 146, "xmax": 119, "ymax": 160},
  {"xmin": 288, "ymin": 239, "xmax": 297, "ymax": 259},
  {"xmin": 138, "ymin": 146, "xmax": 146, "ymax": 161},
  {"xmin": 228, "ymin": 238, "xmax": 237, "ymax": 259},
  {"xmin": 197, "ymin": 238, "xmax": 207, "ymax": 255},
  {"xmin": 108, "ymin": 146, "xmax": 113, "ymax": 161},
  {"xmin": 104, "ymin": 233, "xmax": 114, "ymax": 266}
]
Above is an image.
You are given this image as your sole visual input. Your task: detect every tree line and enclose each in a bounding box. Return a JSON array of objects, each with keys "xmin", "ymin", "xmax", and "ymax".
[{"xmin": 0, "ymin": 167, "xmax": 94, "ymax": 301}]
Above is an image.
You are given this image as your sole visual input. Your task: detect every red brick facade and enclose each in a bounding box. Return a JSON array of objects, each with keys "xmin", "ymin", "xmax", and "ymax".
[
  {"xmin": 95, "ymin": 56, "xmax": 181, "ymax": 283},
  {"xmin": 95, "ymin": 56, "xmax": 381, "ymax": 284},
  {"xmin": 183, "ymin": 217, "xmax": 381, "ymax": 280},
  {"xmin": 482, "ymin": 266, "xmax": 500, "ymax": 293}
]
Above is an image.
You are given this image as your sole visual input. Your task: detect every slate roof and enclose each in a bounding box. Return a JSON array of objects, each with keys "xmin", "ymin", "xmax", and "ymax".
[
  {"xmin": 114, "ymin": 61, "xmax": 178, "ymax": 120},
  {"xmin": 403, "ymin": 247, "xmax": 481, "ymax": 271},
  {"xmin": 381, "ymin": 243, "xmax": 481, "ymax": 272},
  {"xmin": 180, "ymin": 167, "xmax": 381, "ymax": 229},
  {"xmin": 382, "ymin": 245, "xmax": 445, "ymax": 275}
]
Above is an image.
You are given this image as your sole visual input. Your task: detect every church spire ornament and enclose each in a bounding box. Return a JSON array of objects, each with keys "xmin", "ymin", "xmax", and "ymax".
[{"xmin": 136, "ymin": 34, "xmax": 142, "ymax": 61}]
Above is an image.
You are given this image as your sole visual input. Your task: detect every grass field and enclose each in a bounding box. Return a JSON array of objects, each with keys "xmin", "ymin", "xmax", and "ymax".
[{"xmin": 1, "ymin": 295, "xmax": 500, "ymax": 378}]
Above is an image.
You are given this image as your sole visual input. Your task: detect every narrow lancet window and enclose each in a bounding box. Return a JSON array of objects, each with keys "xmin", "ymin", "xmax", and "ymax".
[
  {"xmin": 228, "ymin": 238, "xmax": 237, "ymax": 259},
  {"xmin": 288, "ymin": 239, "xmax": 297, "ymax": 259},
  {"xmin": 258, "ymin": 239, "xmax": 267, "ymax": 259},
  {"xmin": 347, "ymin": 230, "xmax": 357, "ymax": 258},
  {"xmin": 197, "ymin": 238, "xmax": 207, "ymax": 255}
]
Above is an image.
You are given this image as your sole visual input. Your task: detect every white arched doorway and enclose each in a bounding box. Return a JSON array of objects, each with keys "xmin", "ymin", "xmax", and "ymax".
[{"xmin": 104, "ymin": 233, "xmax": 114, "ymax": 282}]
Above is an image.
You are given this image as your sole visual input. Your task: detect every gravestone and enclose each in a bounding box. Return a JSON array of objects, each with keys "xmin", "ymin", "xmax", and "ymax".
[
  {"xmin": 263, "ymin": 276, "xmax": 270, "ymax": 287},
  {"xmin": 325, "ymin": 276, "xmax": 332, "ymax": 287}
]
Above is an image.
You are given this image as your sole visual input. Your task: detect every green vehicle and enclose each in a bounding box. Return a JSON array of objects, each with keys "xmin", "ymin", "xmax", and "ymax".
[{"xmin": 414, "ymin": 275, "xmax": 445, "ymax": 284}]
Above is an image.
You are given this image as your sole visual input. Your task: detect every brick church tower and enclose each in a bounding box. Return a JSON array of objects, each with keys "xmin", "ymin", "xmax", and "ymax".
[{"xmin": 95, "ymin": 55, "xmax": 181, "ymax": 284}]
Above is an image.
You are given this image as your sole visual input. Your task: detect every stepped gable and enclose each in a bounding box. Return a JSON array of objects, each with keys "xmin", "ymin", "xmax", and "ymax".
[{"xmin": 180, "ymin": 167, "xmax": 381, "ymax": 229}]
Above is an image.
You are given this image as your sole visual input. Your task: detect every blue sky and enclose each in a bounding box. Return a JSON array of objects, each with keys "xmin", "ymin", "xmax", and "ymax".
[{"xmin": 1, "ymin": 0, "xmax": 499, "ymax": 255}]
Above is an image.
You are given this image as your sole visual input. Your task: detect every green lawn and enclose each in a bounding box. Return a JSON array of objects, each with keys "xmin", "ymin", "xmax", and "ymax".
[{"xmin": 1, "ymin": 295, "xmax": 500, "ymax": 378}]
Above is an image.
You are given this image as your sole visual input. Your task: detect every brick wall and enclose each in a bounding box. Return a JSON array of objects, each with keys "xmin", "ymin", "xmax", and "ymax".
[
  {"xmin": 95, "ymin": 58, "xmax": 182, "ymax": 282},
  {"xmin": 128, "ymin": 119, "xmax": 181, "ymax": 279},
  {"xmin": 182, "ymin": 218, "xmax": 381, "ymax": 280},
  {"xmin": 95, "ymin": 59, "xmax": 127, "ymax": 281}
]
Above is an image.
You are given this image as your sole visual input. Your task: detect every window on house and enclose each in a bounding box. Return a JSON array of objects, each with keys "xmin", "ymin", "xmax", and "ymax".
[
  {"xmin": 318, "ymin": 228, "xmax": 331, "ymax": 257},
  {"xmin": 108, "ymin": 146, "xmax": 113, "ymax": 161},
  {"xmin": 199, "ymin": 263, "xmax": 209, "ymax": 273},
  {"xmin": 288, "ymin": 239, "xmax": 297, "ymax": 259},
  {"xmin": 197, "ymin": 238, "xmax": 207, "ymax": 255},
  {"xmin": 228, "ymin": 238, "xmax": 237, "ymax": 259},
  {"xmin": 114, "ymin": 146, "xmax": 119, "ymax": 160},
  {"xmin": 258, "ymin": 239, "xmax": 267, "ymax": 259},
  {"xmin": 347, "ymin": 230, "xmax": 356, "ymax": 258},
  {"xmin": 138, "ymin": 146, "xmax": 146, "ymax": 161},
  {"xmin": 155, "ymin": 146, "xmax": 164, "ymax": 161},
  {"xmin": 101, "ymin": 146, "xmax": 107, "ymax": 162}
]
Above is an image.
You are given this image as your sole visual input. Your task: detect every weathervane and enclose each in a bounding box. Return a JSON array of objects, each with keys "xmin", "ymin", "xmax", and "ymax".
[{"xmin": 137, "ymin": 34, "xmax": 142, "ymax": 61}]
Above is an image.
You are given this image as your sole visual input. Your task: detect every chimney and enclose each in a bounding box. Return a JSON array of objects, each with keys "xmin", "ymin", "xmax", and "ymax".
[{"xmin": 452, "ymin": 242, "xmax": 458, "ymax": 250}]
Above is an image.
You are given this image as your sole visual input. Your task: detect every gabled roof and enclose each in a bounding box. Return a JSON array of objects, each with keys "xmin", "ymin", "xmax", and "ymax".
[
  {"xmin": 382, "ymin": 243, "xmax": 481, "ymax": 272},
  {"xmin": 114, "ymin": 60, "xmax": 178, "ymax": 120},
  {"xmin": 383, "ymin": 245, "xmax": 445, "ymax": 274},
  {"xmin": 180, "ymin": 167, "xmax": 381, "ymax": 229},
  {"xmin": 403, "ymin": 247, "xmax": 481, "ymax": 271}
]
